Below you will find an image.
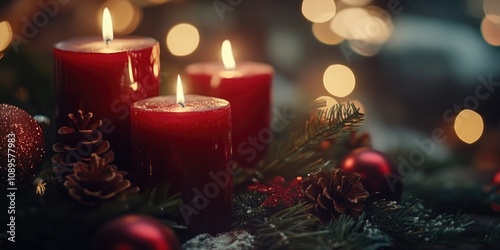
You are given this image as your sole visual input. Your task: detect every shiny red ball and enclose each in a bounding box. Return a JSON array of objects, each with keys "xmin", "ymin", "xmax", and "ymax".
[
  {"xmin": 94, "ymin": 215, "xmax": 180, "ymax": 250},
  {"xmin": 0, "ymin": 104, "xmax": 44, "ymax": 185},
  {"xmin": 340, "ymin": 147, "xmax": 402, "ymax": 201},
  {"xmin": 492, "ymin": 171, "xmax": 500, "ymax": 187},
  {"xmin": 490, "ymin": 171, "xmax": 500, "ymax": 212}
]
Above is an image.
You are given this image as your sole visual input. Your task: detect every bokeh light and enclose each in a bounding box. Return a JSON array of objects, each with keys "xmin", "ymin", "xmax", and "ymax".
[
  {"xmin": 99, "ymin": 0, "xmax": 142, "ymax": 35},
  {"xmin": 147, "ymin": 0, "xmax": 171, "ymax": 6},
  {"xmin": 349, "ymin": 40, "xmax": 382, "ymax": 56},
  {"xmin": 341, "ymin": 0, "xmax": 372, "ymax": 7},
  {"xmin": 330, "ymin": 7, "xmax": 370, "ymax": 39},
  {"xmin": 365, "ymin": 6, "xmax": 393, "ymax": 44},
  {"xmin": 481, "ymin": 17, "xmax": 500, "ymax": 46},
  {"xmin": 0, "ymin": 21, "xmax": 12, "ymax": 52},
  {"xmin": 314, "ymin": 96, "xmax": 338, "ymax": 110},
  {"xmin": 454, "ymin": 109, "xmax": 484, "ymax": 144},
  {"xmin": 323, "ymin": 64, "xmax": 356, "ymax": 98},
  {"xmin": 312, "ymin": 21, "xmax": 344, "ymax": 45},
  {"xmin": 166, "ymin": 23, "xmax": 200, "ymax": 56},
  {"xmin": 484, "ymin": 0, "xmax": 500, "ymax": 23},
  {"xmin": 302, "ymin": 0, "xmax": 337, "ymax": 23}
]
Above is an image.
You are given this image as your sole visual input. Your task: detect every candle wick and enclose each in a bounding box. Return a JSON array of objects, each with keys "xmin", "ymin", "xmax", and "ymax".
[
  {"xmin": 178, "ymin": 102, "xmax": 185, "ymax": 108},
  {"xmin": 105, "ymin": 39, "xmax": 111, "ymax": 45}
]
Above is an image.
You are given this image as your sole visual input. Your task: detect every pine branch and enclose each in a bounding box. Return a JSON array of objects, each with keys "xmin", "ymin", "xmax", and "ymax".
[
  {"xmin": 233, "ymin": 193, "xmax": 268, "ymax": 227},
  {"xmin": 316, "ymin": 214, "xmax": 392, "ymax": 250},
  {"xmin": 259, "ymin": 103, "xmax": 364, "ymax": 179},
  {"xmin": 254, "ymin": 202, "xmax": 324, "ymax": 250},
  {"xmin": 367, "ymin": 198, "xmax": 473, "ymax": 247},
  {"xmin": 472, "ymin": 223, "xmax": 500, "ymax": 243},
  {"xmin": 233, "ymin": 194, "xmax": 325, "ymax": 249}
]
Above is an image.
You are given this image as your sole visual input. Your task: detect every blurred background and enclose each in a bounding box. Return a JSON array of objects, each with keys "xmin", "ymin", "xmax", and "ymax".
[{"xmin": 1, "ymin": 0, "xmax": 500, "ymax": 207}]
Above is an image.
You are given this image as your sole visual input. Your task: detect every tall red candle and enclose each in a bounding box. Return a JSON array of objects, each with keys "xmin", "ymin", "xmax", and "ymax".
[
  {"xmin": 131, "ymin": 86, "xmax": 233, "ymax": 235},
  {"xmin": 185, "ymin": 40, "xmax": 273, "ymax": 168},
  {"xmin": 53, "ymin": 10, "xmax": 159, "ymax": 170}
]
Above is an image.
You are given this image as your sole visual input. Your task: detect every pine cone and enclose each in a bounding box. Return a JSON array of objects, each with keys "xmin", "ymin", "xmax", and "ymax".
[
  {"xmin": 52, "ymin": 110, "xmax": 114, "ymax": 179},
  {"xmin": 64, "ymin": 153, "xmax": 137, "ymax": 206},
  {"xmin": 301, "ymin": 169, "xmax": 369, "ymax": 223}
]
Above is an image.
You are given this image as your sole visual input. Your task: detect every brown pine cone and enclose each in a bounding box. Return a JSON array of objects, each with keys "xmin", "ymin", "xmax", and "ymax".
[
  {"xmin": 64, "ymin": 153, "xmax": 137, "ymax": 206},
  {"xmin": 52, "ymin": 110, "xmax": 114, "ymax": 179},
  {"xmin": 301, "ymin": 169, "xmax": 369, "ymax": 223}
]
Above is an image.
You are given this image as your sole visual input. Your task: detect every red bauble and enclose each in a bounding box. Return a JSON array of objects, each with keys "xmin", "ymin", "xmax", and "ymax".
[
  {"xmin": 490, "ymin": 171, "xmax": 500, "ymax": 212},
  {"xmin": 0, "ymin": 104, "xmax": 44, "ymax": 185},
  {"xmin": 339, "ymin": 147, "xmax": 402, "ymax": 201},
  {"xmin": 94, "ymin": 215, "xmax": 180, "ymax": 250},
  {"xmin": 492, "ymin": 171, "xmax": 500, "ymax": 187}
]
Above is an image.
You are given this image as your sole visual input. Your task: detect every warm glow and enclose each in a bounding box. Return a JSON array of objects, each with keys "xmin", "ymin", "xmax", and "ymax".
[
  {"xmin": 221, "ymin": 40, "xmax": 236, "ymax": 70},
  {"xmin": 330, "ymin": 8, "xmax": 370, "ymax": 39},
  {"xmin": 349, "ymin": 40, "xmax": 382, "ymax": 57},
  {"xmin": 128, "ymin": 56, "xmax": 134, "ymax": 83},
  {"xmin": 341, "ymin": 0, "xmax": 372, "ymax": 7},
  {"xmin": 484, "ymin": 0, "xmax": 500, "ymax": 24},
  {"xmin": 481, "ymin": 17, "xmax": 500, "ymax": 46},
  {"xmin": 166, "ymin": 23, "xmax": 200, "ymax": 56},
  {"xmin": 302, "ymin": 0, "xmax": 337, "ymax": 23},
  {"xmin": 176, "ymin": 75, "xmax": 185, "ymax": 106},
  {"xmin": 312, "ymin": 21, "xmax": 344, "ymax": 45},
  {"xmin": 102, "ymin": 8, "xmax": 113, "ymax": 42},
  {"xmin": 127, "ymin": 56, "xmax": 138, "ymax": 91},
  {"xmin": 101, "ymin": 0, "xmax": 142, "ymax": 35},
  {"xmin": 365, "ymin": 6, "xmax": 393, "ymax": 44},
  {"xmin": 0, "ymin": 21, "xmax": 12, "ymax": 52},
  {"xmin": 314, "ymin": 96, "xmax": 338, "ymax": 110},
  {"xmin": 454, "ymin": 109, "xmax": 484, "ymax": 144},
  {"xmin": 323, "ymin": 64, "xmax": 356, "ymax": 97}
]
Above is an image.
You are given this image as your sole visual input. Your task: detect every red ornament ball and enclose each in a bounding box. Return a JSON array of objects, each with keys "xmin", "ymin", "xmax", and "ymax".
[
  {"xmin": 94, "ymin": 215, "xmax": 180, "ymax": 250},
  {"xmin": 490, "ymin": 171, "xmax": 500, "ymax": 212},
  {"xmin": 492, "ymin": 171, "xmax": 500, "ymax": 187},
  {"xmin": 339, "ymin": 147, "xmax": 402, "ymax": 201},
  {"xmin": 0, "ymin": 104, "xmax": 44, "ymax": 185}
]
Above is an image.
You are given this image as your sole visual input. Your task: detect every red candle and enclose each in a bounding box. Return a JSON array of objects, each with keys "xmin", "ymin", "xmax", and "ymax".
[
  {"xmin": 185, "ymin": 40, "xmax": 273, "ymax": 168},
  {"xmin": 53, "ymin": 8, "xmax": 159, "ymax": 170},
  {"xmin": 131, "ymin": 76, "xmax": 233, "ymax": 235}
]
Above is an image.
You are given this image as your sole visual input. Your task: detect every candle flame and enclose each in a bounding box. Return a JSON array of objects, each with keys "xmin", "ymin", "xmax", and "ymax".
[
  {"xmin": 102, "ymin": 8, "xmax": 114, "ymax": 43},
  {"xmin": 176, "ymin": 75, "xmax": 185, "ymax": 107},
  {"xmin": 128, "ymin": 56, "xmax": 138, "ymax": 91},
  {"xmin": 221, "ymin": 39, "xmax": 236, "ymax": 70}
]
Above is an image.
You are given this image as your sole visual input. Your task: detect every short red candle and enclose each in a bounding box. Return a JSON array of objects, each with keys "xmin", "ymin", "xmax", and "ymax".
[
  {"xmin": 54, "ymin": 36, "xmax": 160, "ymax": 170},
  {"xmin": 185, "ymin": 62, "xmax": 273, "ymax": 168},
  {"xmin": 131, "ymin": 95, "xmax": 233, "ymax": 235}
]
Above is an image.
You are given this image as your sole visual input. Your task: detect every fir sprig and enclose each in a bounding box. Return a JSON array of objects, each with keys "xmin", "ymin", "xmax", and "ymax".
[
  {"xmin": 473, "ymin": 223, "xmax": 500, "ymax": 244},
  {"xmin": 316, "ymin": 214, "xmax": 392, "ymax": 250},
  {"xmin": 253, "ymin": 202, "xmax": 324, "ymax": 249},
  {"xmin": 233, "ymin": 194, "xmax": 325, "ymax": 249},
  {"xmin": 367, "ymin": 199, "xmax": 473, "ymax": 247},
  {"xmin": 259, "ymin": 103, "xmax": 364, "ymax": 180}
]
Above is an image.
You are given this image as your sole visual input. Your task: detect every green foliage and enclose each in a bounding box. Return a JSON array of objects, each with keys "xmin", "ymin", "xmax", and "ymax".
[
  {"xmin": 259, "ymin": 103, "xmax": 364, "ymax": 180},
  {"xmin": 233, "ymin": 194, "xmax": 323, "ymax": 249},
  {"xmin": 473, "ymin": 223, "xmax": 500, "ymax": 243},
  {"xmin": 317, "ymin": 214, "xmax": 392, "ymax": 250},
  {"xmin": 368, "ymin": 199, "xmax": 473, "ymax": 247},
  {"xmin": 15, "ymin": 179, "xmax": 182, "ymax": 250}
]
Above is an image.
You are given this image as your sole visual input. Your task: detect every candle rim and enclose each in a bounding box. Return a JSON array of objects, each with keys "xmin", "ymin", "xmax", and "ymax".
[
  {"xmin": 132, "ymin": 95, "xmax": 230, "ymax": 113},
  {"xmin": 186, "ymin": 61, "xmax": 274, "ymax": 75},
  {"xmin": 54, "ymin": 36, "xmax": 158, "ymax": 53}
]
